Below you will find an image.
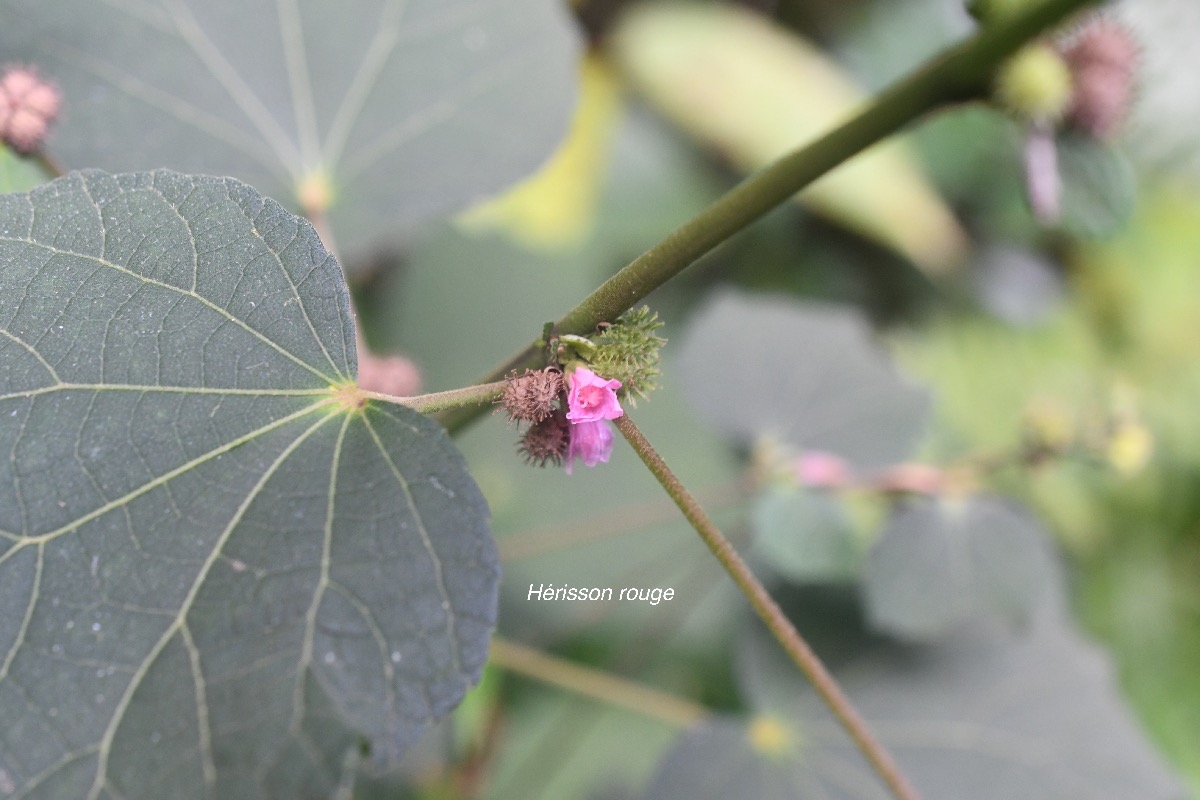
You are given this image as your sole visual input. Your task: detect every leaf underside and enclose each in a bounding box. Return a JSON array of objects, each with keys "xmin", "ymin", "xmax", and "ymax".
[
  {"xmin": 0, "ymin": 170, "xmax": 497, "ymax": 799},
  {"xmin": 0, "ymin": 0, "xmax": 581, "ymax": 263}
]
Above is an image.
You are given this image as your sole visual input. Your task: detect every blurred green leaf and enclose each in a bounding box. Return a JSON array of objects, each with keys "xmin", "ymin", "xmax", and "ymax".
[
  {"xmin": 638, "ymin": 717, "xmax": 806, "ymax": 800},
  {"xmin": 456, "ymin": 54, "xmax": 622, "ymax": 253},
  {"xmin": 1057, "ymin": 133, "xmax": 1137, "ymax": 239},
  {"xmin": 735, "ymin": 584, "xmax": 1186, "ymax": 799},
  {"xmin": 0, "ymin": 170, "xmax": 497, "ymax": 798},
  {"xmin": 609, "ymin": 1, "xmax": 969, "ymax": 275},
  {"xmin": 0, "ymin": 0, "xmax": 581, "ymax": 264},
  {"xmin": 753, "ymin": 487, "xmax": 858, "ymax": 583},
  {"xmin": 862, "ymin": 495, "xmax": 1055, "ymax": 640},
  {"xmin": 0, "ymin": 146, "xmax": 50, "ymax": 194},
  {"xmin": 675, "ymin": 290, "xmax": 931, "ymax": 470},
  {"xmin": 485, "ymin": 684, "xmax": 676, "ymax": 800}
]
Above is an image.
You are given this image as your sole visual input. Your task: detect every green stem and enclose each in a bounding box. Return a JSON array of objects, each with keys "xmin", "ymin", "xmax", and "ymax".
[
  {"xmin": 438, "ymin": 0, "xmax": 1098, "ymax": 435},
  {"xmin": 364, "ymin": 381, "xmax": 505, "ymax": 414},
  {"xmin": 614, "ymin": 414, "xmax": 921, "ymax": 800}
]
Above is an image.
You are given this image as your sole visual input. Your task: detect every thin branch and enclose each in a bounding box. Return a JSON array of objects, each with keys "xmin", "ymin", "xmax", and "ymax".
[
  {"xmin": 437, "ymin": 0, "xmax": 1099, "ymax": 435},
  {"xmin": 488, "ymin": 636, "xmax": 707, "ymax": 729},
  {"xmin": 364, "ymin": 381, "xmax": 505, "ymax": 414},
  {"xmin": 614, "ymin": 414, "xmax": 921, "ymax": 800}
]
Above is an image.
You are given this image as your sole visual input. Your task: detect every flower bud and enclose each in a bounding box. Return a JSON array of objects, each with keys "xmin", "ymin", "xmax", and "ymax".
[
  {"xmin": 1107, "ymin": 419, "xmax": 1152, "ymax": 477},
  {"xmin": 1059, "ymin": 20, "xmax": 1138, "ymax": 140},
  {"xmin": 793, "ymin": 451, "xmax": 850, "ymax": 488},
  {"xmin": 994, "ymin": 44, "xmax": 1074, "ymax": 126},
  {"xmin": 0, "ymin": 66, "xmax": 61, "ymax": 154}
]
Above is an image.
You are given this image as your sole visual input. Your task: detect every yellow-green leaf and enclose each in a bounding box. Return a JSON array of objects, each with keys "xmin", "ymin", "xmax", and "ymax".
[{"xmin": 610, "ymin": 2, "xmax": 969, "ymax": 275}]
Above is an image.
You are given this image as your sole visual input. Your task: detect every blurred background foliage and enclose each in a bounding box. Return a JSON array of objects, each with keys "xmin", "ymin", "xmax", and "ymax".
[
  {"xmin": 8, "ymin": 0, "xmax": 1198, "ymax": 796},
  {"xmin": 354, "ymin": 0, "xmax": 1200, "ymax": 796}
]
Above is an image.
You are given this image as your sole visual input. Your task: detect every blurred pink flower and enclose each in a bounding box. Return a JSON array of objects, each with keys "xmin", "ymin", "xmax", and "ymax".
[
  {"xmin": 0, "ymin": 66, "xmax": 61, "ymax": 154},
  {"xmin": 565, "ymin": 420, "xmax": 614, "ymax": 475},
  {"xmin": 566, "ymin": 366, "xmax": 623, "ymax": 423},
  {"xmin": 793, "ymin": 451, "xmax": 850, "ymax": 488}
]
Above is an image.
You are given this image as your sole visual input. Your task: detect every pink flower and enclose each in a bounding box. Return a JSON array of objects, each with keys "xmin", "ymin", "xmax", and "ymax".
[
  {"xmin": 0, "ymin": 66, "xmax": 61, "ymax": 154},
  {"xmin": 565, "ymin": 420, "xmax": 614, "ymax": 475},
  {"xmin": 566, "ymin": 366, "xmax": 623, "ymax": 423},
  {"xmin": 793, "ymin": 451, "xmax": 850, "ymax": 488}
]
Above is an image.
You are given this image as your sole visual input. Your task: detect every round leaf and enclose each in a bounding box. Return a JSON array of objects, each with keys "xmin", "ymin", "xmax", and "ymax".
[
  {"xmin": 862, "ymin": 495, "xmax": 1055, "ymax": 641},
  {"xmin": 734, "ymin": 585, "xmax": 1186, "ymax": 800},
  {"xmin": 0, "ymin": 0, "xmax": 581, "ymax": 262},
  {"xmin": 640, "ymin": 717, "xmax": 805, "ymax": 800},
  {"xmin": 0, "ymin": 170, "xmax": 498, "ymax": 798},
  {"xmin": 1057, "ymin": 133, "xmax": 1137, "ymax": 239},
  {"xmin": 753, "ymin": 487, "xmax": 858, "ymax": 583},
  {"xmin": 675, "ymin": 290, "xmax": 931, "ymax": 470}
]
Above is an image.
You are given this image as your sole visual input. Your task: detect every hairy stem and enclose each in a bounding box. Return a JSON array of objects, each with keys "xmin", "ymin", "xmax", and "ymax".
[
  {"xmin": 614, "ymin": 414, "xmax": 921, "ymax": 800},
  {"xmin": 364, "ymin": 381, "xmax": 505, "ymax": 414},
  {"xmin": 489, "ymin": 637, "xmax": 707, "ymax": 728},
  {"xmin": 438, "ymin": 0, "xmax": 1098, "ymax": 434}
]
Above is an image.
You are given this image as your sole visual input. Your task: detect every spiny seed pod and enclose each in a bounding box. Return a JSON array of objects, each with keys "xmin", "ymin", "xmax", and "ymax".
[
  {"xmin": 1059, "ymin": 20, "xmax": 1138, "ymax": 140},
  {"xmin": 498, "ymin": 367, "xmax": 564, "ymax": 425},
  {"xmin": 0, "ymin": 66, "xmax": 61, "ymax": 154},
  {"xmin": 994, "ymin": 43, "xmax": 1074, "ymax": 125},
  {"xmin": 517, "ymin": 410, "xmax": 571, "ymax": 467},
  {"xmin": 588, "ymin": 306, "xmax": 666, "ymax": 406}
]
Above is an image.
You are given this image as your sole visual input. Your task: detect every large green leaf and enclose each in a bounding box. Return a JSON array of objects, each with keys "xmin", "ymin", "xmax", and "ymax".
[
  {"xmin": 0, "ymin": 0, "xmax": 580, "ymax": 263},
  {"xmin": 0, "ymin": 170, "xmax": 497, "ymax": 798}
]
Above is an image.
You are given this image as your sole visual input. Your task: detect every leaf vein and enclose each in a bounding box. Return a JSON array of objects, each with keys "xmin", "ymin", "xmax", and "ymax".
[
  {"xmin": 0, "ymin": 236, "xmax": 338, "ymax": 385},
  {"xmin": 42, "ymin": 41, "xmax": 290, "ymax": 183},
  {"xmin": 0, "ymin": 543, "xmax": 43, "ymax": 683},
  {"xmin": 0, "ymin": 399, "xmax": 332, "ymax": 564},
  {"xmin": 87, "ymin": 409, "xmax": 340, "ymax": 800},
  {"xmin": 361, "ymin": 410, "xmax": 464, "ymax": 681},
  {"xmin": 179, "ymin": 622, "xmax": 217, "ymax": 791},
  {"xmin": 339, "ymin": 41, "xmax": 546, "ymax": 182},
  {"xmin": 160, "ymin": 0, "xmax": 302, "ymax": 171},
  {"xmin": 0, "ymin": 328, "xmax": 60, "ymax": 387}
]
